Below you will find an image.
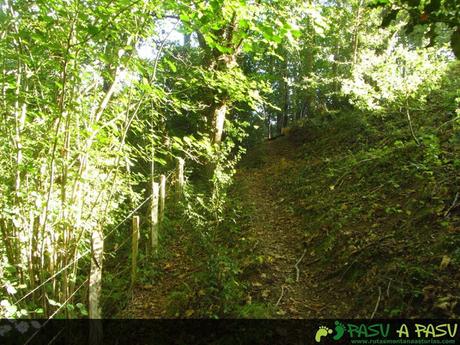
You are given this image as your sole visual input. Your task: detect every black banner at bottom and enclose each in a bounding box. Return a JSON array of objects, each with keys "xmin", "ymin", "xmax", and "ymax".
[{"xmin": 0, "ymin": 319, "xmax": 458, "ymax": 345}]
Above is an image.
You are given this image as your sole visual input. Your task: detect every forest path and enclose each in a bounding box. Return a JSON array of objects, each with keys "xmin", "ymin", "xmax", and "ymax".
[
  {"xmin": 120, "ymin": 135, "xmax": 349, "ymax": 318},
  {"xmin": 235, "ymin": 136, "xmax": 341, "ymax": 318},
  {"xmin": 117, "ymin": 230, "xmax": 192, "ymax": 318}
]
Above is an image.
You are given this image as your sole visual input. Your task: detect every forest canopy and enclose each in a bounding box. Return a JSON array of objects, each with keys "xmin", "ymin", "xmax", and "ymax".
[{"xmin": 0, "ymin": 0, "xmax": 459, "ymax": 322}]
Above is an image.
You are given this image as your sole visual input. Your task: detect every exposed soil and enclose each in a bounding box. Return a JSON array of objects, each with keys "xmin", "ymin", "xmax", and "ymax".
[
  {"xmin": 118, "ymin": 230, "xmax": 194, "ymax": 318},
  {"xmin": 121, "ymin": 134, "xmax": 410, "ymax": 319},
  {"xmin": 236, "ymin": 136, "xmax": 350, "ymax": 318}
]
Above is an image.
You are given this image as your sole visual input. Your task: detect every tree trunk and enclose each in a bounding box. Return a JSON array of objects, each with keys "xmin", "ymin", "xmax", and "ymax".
[
  {"xmin": 211, "ymin": 101, "xmax": 228, "ymax": 145},
  {"xmin": 451, "ymin": 26, "xmax": 460, "ymax": 59},
  {"xmin": 89, "ymin": 226, "xmax": 103, "ymax": 319},
  {"xmin": 352, "ymin": 0, "xmax": 364, "ymax": 65},
  {"xmin": 282, "ymin": 61, "xmax": 289, "ymax": 128},
  {"xmin": 267, "ymin": 108, "xmax": 272, "ymax": 139}
]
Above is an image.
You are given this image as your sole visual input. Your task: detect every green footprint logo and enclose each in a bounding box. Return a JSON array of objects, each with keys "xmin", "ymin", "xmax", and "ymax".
[
  {"xmin": 315, "ymin": 326, "xmax": 333, "ymax": 343},
  {"xmin": 333, "ymin": 321, "xmax": 346, "ymax": 341}
]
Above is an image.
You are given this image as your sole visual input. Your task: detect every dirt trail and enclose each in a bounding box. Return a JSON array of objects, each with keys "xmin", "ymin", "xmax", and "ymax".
[
  {"xmin": 122, "ymin": 136, "xmax": 348, "ymax": 318},
  {"xmin": 236, "ymin": 137, "xmax": 340, "ymax": 318},
  {"xmin": 118, "ymin": 233, "xmax": 192, "ymax": 318}
]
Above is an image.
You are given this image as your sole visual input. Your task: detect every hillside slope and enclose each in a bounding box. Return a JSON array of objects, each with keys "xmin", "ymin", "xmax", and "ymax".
[
  {"xmin": 120, "ymin": 105, "xmax": 459, "ymax": 319},
  {"xmin": 236, "ymin": 137, "xmax": 353, "ymax": 317},
  {"xmin": 237, "ymin": 110, "xmax": 459, "ymax": 318}
]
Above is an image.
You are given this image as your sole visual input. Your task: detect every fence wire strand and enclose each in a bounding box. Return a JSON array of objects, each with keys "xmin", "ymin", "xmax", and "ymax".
[
  {"xmin": 14, "ymin": 194, "xmax": 153, "ymax": 306},
  {"xmin": 23, "ymin": 278, "xmax": 89, "ymax": 345}
]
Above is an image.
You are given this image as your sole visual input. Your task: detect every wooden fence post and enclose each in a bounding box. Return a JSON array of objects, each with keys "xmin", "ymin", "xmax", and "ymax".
[
  {"xmin": 131, "ymin": 216, "xmax": 140, "ymax": 288},
  {"xmin": 177, "ymin": 158, "xmax": 185, "ymax": 196},
  {"xmin": 150, "ymin": 182, "xmax": 159, "ymax": 254},
  {"xmin": 89, "ymin": 226, "xmax": 103, "ymax": 344},
  {"xmin": 89, "ymin": 227, "xmax": 103, "ymax": 319},
  {"xmin": 159, "ymin": 175, "xmax": 166, "ymax": 222}
]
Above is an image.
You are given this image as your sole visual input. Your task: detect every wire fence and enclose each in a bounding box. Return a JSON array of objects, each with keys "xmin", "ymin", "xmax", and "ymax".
[
  {"xmin": 14, "ymin": 193, "xmax": 154, "ymax": 344},
  {"xmin": 8, "ymin": 161, "xmax": 185, "ymax": 345},
  {"xmin": 23, "ymin": 278, "xmax": 89, "ymax": 345},
  {"xmin": 13, "ymin": 193, "xmax": 154, "ymax": 307}
]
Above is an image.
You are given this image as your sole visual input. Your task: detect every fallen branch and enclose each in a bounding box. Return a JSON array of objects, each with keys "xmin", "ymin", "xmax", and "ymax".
[
  {"xmin": 444, "ymin": 192, "xmax": 459, "ymax": 218},
  {"xmin": 295, "ymin": 248, "xmax": 308, "ymax": 282},
  {"xmin": 338, "ymin": 235, "xmax": 394, "ymax": 281},
  {"xmin": 370, "ymin": 286, "xmax": 382, "ymax": 319},
  {"xmin": 436, "ymin": 115, "xmax": 460, "ymax": 132},
  {"xmin": 405, "ymin": 98, "xmax": 420, "ymax": 146},
  {"xmin": 332, "ymin": 157, "xmax": 380, "ymax": 189},
  {"xmin": 306, "ymin": 257, "xmax": 321, "ymax": 266},
  {"xmin": 304, "ymin": 303, "xmax": 326, "ymax": 313},
  {"xmin": 386, "ymin": 279, "xmax": 392, "ymax": 298},
  {"xmin": 354, "ymin": 234, "xmax": 394, "ymax": 255},
  {"xmin": 275, "ymin": 285, "xmax": 286, "ymax": 307}
]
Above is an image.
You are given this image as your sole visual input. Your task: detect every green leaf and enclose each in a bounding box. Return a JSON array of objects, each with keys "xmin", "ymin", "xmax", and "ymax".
[
  {"xmin": 76, "ymin": 303, "xmax": 88, "ymax": 316},
  {"xmin": 48, "ymin": 299, "xmax": 61, "ymax": 307},
  {"xmin": 179, "ymin": 13, "xmax": 190, "ymax": 22},
  {"xmin": 153, "ymin": 157, "xmax": 167, "ymax": 166},
  {"xmin": 215, "ymin": 44, "xmax": 232, "ymax": 54},
  {"xmin": 165, "ymin": 59, "xmax": 177, "ymax": 72}
]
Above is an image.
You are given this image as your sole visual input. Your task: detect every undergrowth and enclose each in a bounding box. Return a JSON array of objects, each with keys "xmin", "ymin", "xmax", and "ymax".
[
  {"xmin": 161, "ymin": 181, "xmax": 273, "ymax": 318},
  {"xmin": 270, "ymin": 67, "xmax": 459, "ymax": 317},
  {"xmin": 111, "ymin": 64, "xmax": 459, "ymax": 319}
]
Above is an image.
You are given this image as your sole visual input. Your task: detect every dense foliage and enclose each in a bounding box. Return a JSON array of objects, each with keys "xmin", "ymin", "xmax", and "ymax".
[{"xmin": 0, "ymin": 0, "xmax": 458, "ymax": 319}]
